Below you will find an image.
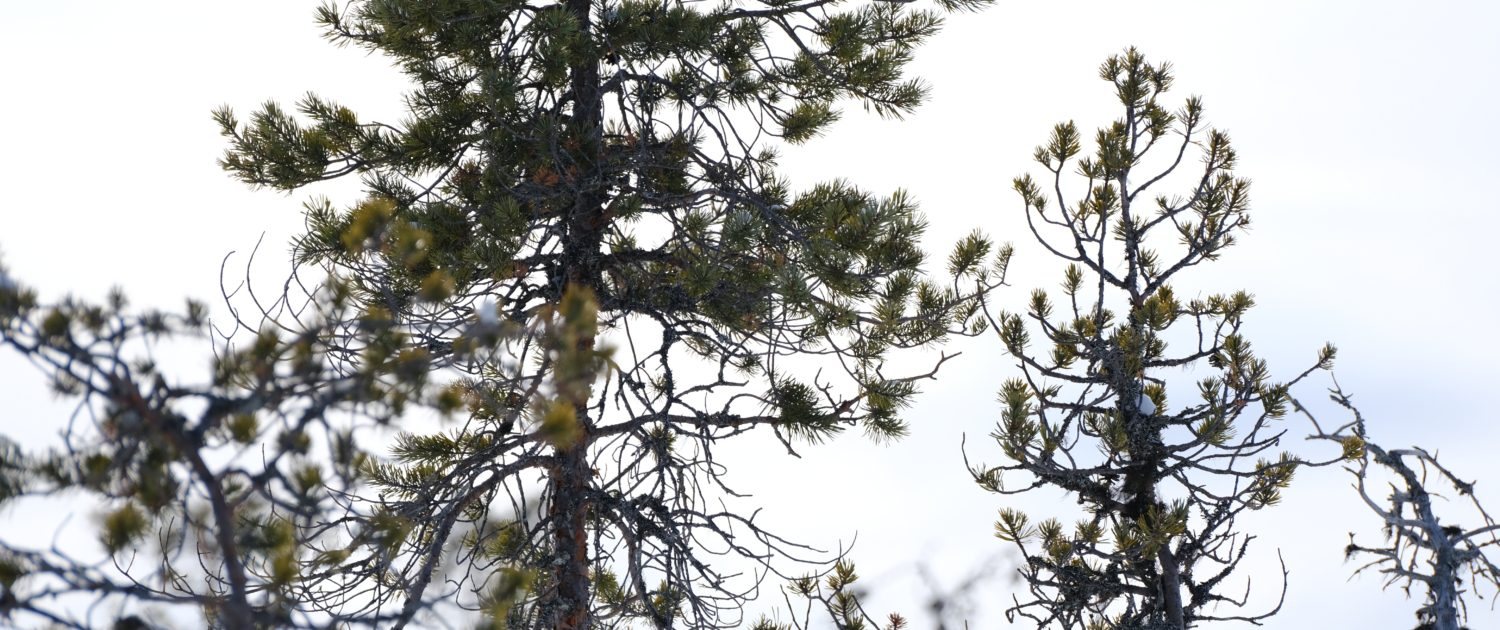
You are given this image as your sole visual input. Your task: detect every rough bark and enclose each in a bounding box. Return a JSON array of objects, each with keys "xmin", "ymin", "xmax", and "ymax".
[
  {"xmin": 1158, "ymin": 545, "xmax": 1184, "ymax": 629},
  {"xmin": 550, "ymin": 429, "xmax": 595, "ymax": 630},
  {"xmin": 547, "ymin": 0, "xmax": 606, "ymax": 625}
]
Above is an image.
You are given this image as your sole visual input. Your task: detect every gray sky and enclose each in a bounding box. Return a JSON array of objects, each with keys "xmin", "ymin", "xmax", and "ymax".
[{"xmin": 2, "ymin": 1, "xmax": 1498, "ymax": 628}]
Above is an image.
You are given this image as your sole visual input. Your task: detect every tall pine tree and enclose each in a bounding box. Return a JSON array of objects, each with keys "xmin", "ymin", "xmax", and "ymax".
[
  {"xmin": 969, "ymin": 49, "xmax": 1335, "ymax": 630},
  {"xmin": 215, "ymin": 1, "xmax": 1004, "ymax": 627}
]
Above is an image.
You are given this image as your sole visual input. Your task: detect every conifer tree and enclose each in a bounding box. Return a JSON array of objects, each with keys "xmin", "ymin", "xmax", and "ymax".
[
  {"xmin": 214, "ymin": 1, "xmax": 1004, "ymax": 628},
  {"xmin": 968, "ymin": 49, "xmax": 1336, "ymax": 629},
  {"xmin": 0, "ymin": 258, "xmax": 467, "ymax": 628},
  {"xmin": 1305, "ymin": 388, "xmax": 1500, "ymax": 630}
]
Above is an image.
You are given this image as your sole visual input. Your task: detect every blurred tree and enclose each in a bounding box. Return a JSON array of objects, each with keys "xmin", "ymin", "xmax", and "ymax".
[
  {"xmin": 0, "ymin": 255, "xmax": 479, "ymax": 628},
  {"xmin": 214, "ymin": 0, "xmax": 1006, "ymax": 627},
  {"xmin": 967, "ymin": 48, "xmax": 1337, "ymax": 629},
  {"xmin": 1304, "ymin": 387, "xmax": 1499, "ymax": 630}
]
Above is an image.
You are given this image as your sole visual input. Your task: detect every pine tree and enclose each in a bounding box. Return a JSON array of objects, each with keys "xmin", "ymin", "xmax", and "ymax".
[
  {"xmin": 1305, "ymin": 387, "xmax": 1500, "ymax": 630},
  {"xmin": 0, "ymin": 258, "xmax": 455, "ymax": 628},
  {"xmin": 214, "ymin": 1, "xmax": 1004, "ymax": 627},
  {"xmin": 968, "ymin": 48, "xmax": 1335, "ymax": 629}
]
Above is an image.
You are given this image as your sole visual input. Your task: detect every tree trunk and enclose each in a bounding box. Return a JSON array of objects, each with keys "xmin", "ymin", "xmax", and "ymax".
[
  {"xmin": 1428, "ymin": 518, "xmax": 1462, "ymax": 630},
  {"xmin": 1158, "ymin": 545, "xmax": 1185, "ymax": 629},
  {"xmin": 548, "ymin": 0, "xmax": 606, "ymax": 625},
  {"xmin": 551, "ymin": 428, "xmax": 594, "ymax": 629}
]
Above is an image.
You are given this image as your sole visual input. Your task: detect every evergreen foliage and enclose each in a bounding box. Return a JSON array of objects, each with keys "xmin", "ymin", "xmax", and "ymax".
[
  {"xmin": 967, "ymin": 49, "xmax": 1336, "ymax": 629},
  {"xmin": 2, "ymin": 10, "xmax": 1495, "ymax": 630},
  {"xmin": 211, "ymin": 0, "xmax": 1005, "ymax": 627},
  {"xmin": 0, "ymin": 258, "xmax": 446, "ymax": 628}
]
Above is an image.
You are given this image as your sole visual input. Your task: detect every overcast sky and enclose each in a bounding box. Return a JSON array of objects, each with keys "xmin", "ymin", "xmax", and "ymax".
[{"xmin": 2, "ymin": 1, "xmax": 1498, "ymax": 628}]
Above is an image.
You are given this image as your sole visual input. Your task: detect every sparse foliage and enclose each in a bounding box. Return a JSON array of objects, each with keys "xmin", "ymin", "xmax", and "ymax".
[
  {"xmin": 1304, "ymin": 386, "xmax": 1500, "ymax": 630},
  {"xmin": 967, "ymin": 48, "xmax": 1338, "ymax": 629},
  {"xmin": 0, "ymin": 255, "xmax": 455, "ymax": 628},
  {"xmin": 750, "ymin": 560, "xmax": 907, "ymax": 630}
]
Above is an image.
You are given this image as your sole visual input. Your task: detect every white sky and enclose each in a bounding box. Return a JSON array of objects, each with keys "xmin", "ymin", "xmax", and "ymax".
[{"xmin": 2, "ymin": 1, "xmax": 1498, "ymax": 628}]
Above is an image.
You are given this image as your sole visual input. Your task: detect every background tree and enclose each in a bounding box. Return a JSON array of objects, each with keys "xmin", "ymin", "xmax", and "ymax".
[
  {"xmin": 0, "ymin": 255, "xmax": 489, "ymax": 628},
  {"xmin": 214, "ymin": 0, "xmax": 1005, "ymax": 628},
  {"xmin": 967, "ymin": 48, "xmax": 1338, "ymax": 629},
  {"xmin": 1304, "ymin": 386, "xmax": 1500, "ymax": 630}
]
